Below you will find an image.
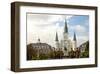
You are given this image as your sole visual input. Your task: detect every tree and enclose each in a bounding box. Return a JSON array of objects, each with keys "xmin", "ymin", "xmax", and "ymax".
[
  {"xmin": 80, "ymin": 41, "xmax": 89, "ymax": 58},
  {"xmin": 48, "ymin": 51, "xmax": 55, "ymax": 59},
  {"xmin": 39, "ymin": 53, "xmax": 49, "ymax": 60},
  {"xmin": 27, "ymin": 44, "xmax": 37, "ymax": 60},
  {"xmin": 54, "ymin": 50, "xmax": 64, "ymax": 59},
  {"xmin": 80, "ymin": 51, "xmax": 89, "ymax": 58}
]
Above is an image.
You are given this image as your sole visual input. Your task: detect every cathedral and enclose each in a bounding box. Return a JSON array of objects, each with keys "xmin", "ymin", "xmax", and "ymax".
[
  {"xmin": 27, "ymin": 19, "xmax": 79, "ymax": 60},
  {"xmin": 55, "ymin": 19, "xmax": 77, "ymax": 56}
]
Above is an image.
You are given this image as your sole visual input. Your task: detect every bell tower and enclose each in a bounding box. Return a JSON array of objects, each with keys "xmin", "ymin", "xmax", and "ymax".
[
  {"xmin": 55, "ymin": 32, "xmax": 59, "ymax": 49},
  {"xmin": 63, "ymin": 19, "xmax": 69, "ymax": 56},
  {"xmin": 63, "ymin": 19, "xmax": 68, "ymax": 41},
  {"xmin": 73, "ymin": 32, "xmax": 77, "ymax": 51}
]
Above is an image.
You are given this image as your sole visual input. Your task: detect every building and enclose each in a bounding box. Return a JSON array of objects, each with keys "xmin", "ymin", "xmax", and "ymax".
[
  {"xmin": 28, "ymin": 39, "xmax": 54, "ymax": 55},
  {"xmin": 27, "ymin": 19, "xmax": 78, "ymax": 60},
  {"xmin": 55, "ymin": 19, "xmax": 77, "ymax": 56}
]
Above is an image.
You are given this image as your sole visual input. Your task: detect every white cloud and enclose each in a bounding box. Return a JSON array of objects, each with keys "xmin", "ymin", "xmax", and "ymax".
[
  {"xmin": 70, "ymin": 25, "xmax": 86, "ymax": 33},
  {"xmin": 27, "ymin": 14, "xmax": 88, "ymax": 47},
  {"xmin": 69, "ymin": 24, "xmax": 89, "ymax": 47},
  {"xmin": 75, "ymin": 25, "xmax": 86, "ymax": 32}
]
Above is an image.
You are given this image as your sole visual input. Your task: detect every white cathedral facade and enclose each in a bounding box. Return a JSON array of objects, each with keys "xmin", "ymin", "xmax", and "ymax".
[{"xmin": 55, "ymin": 19, "xmax": 77, "ymax": 56}]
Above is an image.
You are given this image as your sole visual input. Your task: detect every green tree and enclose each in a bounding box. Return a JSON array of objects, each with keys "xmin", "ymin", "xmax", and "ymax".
[
  {"xmin": 39, "ymin": 53, "xmax": 49, "ymax": 60},
  {"xmin": 80, "ymin": 41, "xmax": 89, "ymax": 58},
  {"xmin": 27, "ymin": 44, "xmax": 37, "ymax": 60},
  {"xmin": 54, "ymin": 50, "xmax": 64, "ymax": 59}
]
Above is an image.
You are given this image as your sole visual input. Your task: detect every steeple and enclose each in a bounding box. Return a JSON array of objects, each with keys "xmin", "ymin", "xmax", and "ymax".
[
  {"xmin": 64, "ymin": 19, "xmax": 68, "ymax": 33},
  {"xmin": 73, "ymin": 32, "xmax": 76, "ymax": 41},
  {"xmin": 55, "ymin": 32, "xmax": 59, "ymax": 41}
]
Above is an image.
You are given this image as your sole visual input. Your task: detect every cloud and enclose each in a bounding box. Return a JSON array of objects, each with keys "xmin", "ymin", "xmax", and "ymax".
[
  {"xmin": 69, "ymin": 24, "xmax": 89, "ymax": 46},
  {"xmin": 70, "ymin": 25, "xmax": 86, "ymax": 32},
  {"xmin": 75, "ymin": 25, "xmax": 86, "ymax": 32},
  {"xmin": 27, "ymin": 14, "xmax": 88, "ymax": 47}
]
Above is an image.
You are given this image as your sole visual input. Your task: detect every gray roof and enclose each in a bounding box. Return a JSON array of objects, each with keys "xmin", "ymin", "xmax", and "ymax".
[{"xmin": 28, "ymin": 43, "xmax": 54, "ymax": 49}]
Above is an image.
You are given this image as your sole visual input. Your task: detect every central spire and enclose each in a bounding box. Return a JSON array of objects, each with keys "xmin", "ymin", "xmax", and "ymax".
[{"xmin": 64, "ymin": 19, "xmax": 68, "ymax": 33}]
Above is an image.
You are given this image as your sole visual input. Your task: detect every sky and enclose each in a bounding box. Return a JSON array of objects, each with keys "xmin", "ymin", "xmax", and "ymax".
[{"xmin": 27, "ymin": 13, "xmax": 89, "ymax": 47}]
